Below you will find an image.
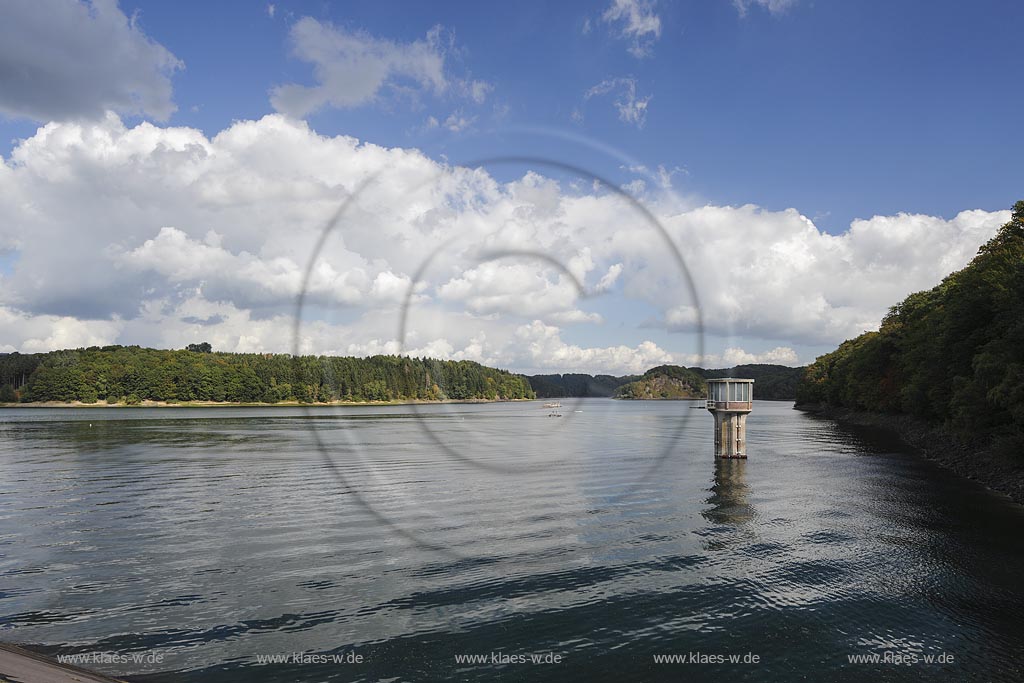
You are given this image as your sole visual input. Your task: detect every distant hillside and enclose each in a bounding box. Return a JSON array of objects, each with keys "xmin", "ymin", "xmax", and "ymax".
[
  {"xmin": 526, "ymin": 373, "xmax": 637, "ymax": 398},
  {"xmin": 700, "ymin": 364, "xmax": 805, "ymax": 400},
  {"xmin": 615, "ymin": 365, "xmax": 706, "ymax": 399},
  {"xmin": 528, "ymin": 363, "xmax": 804, "ymax": 400}
]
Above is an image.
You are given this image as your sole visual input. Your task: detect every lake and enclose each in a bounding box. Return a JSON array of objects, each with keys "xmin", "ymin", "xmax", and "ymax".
[{"xmin": 1, "ymin": 400, "xmax": 1023, "ymax": 682}]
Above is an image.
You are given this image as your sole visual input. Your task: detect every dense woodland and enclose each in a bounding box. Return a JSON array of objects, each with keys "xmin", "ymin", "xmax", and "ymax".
[
  {"xmin": 0, "ymin": 345, "xmax": 809, "ymax": 405},
  {"xmin": 0, "ymin": 345, "xmax": 807, "ymax": 407},
  {"xmin": 796, "ymin": 201, "xmax": 1024, "ymax": 455},
  {"xmin": 0, "ymin": 346, "xmax": 534, "ymax": 404},
  {"xmin": 527, "ymin": 373, "xmax": 638, "ymax": 398}
]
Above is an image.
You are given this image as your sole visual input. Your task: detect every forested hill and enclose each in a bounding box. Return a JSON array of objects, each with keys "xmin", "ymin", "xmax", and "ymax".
[
  {"xmin": 529, "ymin": 364, "xmax": 804, "ymax": 400},
  {"xmin": 796, "ymin": 200, "xmax": 1024, "ymax": 455},
  {"xmin": 615, "ymin": 365, "xmax": 706, "ymax": 399},
  {"xmin": 0, "ymin": 346, "xmax": 534, "ymax": 404}
]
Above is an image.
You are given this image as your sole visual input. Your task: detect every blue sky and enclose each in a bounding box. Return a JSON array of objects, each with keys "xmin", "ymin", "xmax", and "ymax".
[
  {"xmin": 72, "ymin": 0, "xmax": 1023, "ymax": 232},
  {"xmin": 0, "ymin": 0, "xmax": 1020, "ymax": 372}
]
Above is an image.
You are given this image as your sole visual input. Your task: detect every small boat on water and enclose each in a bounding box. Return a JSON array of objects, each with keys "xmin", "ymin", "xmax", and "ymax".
[{"xmin": 543, "ymin": 402, "xmax": 562, "ymax": 408}]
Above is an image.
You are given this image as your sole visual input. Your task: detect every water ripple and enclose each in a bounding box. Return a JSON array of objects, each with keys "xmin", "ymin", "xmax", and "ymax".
[{"xmin": 1, "ymin": 402, "xmax": 1023, "ymax": 681}]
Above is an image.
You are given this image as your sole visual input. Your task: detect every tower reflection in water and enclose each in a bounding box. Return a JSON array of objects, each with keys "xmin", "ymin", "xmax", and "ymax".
[{"xmin": 702, "ymin": 457, "xmax": 755, "ymax": 526}]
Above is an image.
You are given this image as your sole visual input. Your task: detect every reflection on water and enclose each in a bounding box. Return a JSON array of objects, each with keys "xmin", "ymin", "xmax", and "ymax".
[
  {"xmin": 703, "ymin": 458, "xmax": 754, "ymax": 526},
  {"xmin": 1, "ymin": 401, "xmax": 1024, "ymax": 682}
]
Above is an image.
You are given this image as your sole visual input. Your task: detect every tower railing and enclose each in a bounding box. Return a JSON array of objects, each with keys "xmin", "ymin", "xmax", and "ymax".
[{"xmin": 706, "ymin": 400, "xmax": 753, "ymax": 411}]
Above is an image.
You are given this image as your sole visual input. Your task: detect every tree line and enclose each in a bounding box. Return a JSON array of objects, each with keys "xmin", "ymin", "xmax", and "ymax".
[
  {"xmin": 0, "ymin": 346, "xmax": 534, "ymax": 404},
  {"xmin": 796, "ymin": 200, "xmax": 1024, "ymax": 456},
  {"xmin": 529, "ymin": 364, "xmax": 804, "ymax": 400},
  {"xmin": 527, "ymin": 373, "xmax": 638, "ymax": 398},
  {"xmin": 0, "ymin": 348, "xmax": 808, "ymax": 406}
]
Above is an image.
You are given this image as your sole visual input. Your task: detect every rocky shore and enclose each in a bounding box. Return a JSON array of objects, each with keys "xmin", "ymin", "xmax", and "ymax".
[{"xmin": 795, "ymin": 403, "xmax": 1024, "ymax": 506}]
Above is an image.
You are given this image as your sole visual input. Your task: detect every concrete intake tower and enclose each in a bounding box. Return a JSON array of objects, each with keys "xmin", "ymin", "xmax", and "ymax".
[{"xmin": 706, "ymin": 378, "xmax": 754, "ymax": 458}]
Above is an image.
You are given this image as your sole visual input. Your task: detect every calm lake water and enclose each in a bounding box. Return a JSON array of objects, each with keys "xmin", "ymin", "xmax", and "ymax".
[{"xmin": 2, "ymin": 400, "xmax": 1023, "ymax": 682}]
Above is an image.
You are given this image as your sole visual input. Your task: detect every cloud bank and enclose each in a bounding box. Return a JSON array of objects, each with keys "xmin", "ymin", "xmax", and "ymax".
[{"xmin": 0, "ymin": 114, "xmax": 1008, "ymax": 373}]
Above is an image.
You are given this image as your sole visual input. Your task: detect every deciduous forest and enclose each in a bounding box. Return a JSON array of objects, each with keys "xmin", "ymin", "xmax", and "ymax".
[
  {"xmin": 0, "ymin": 346, "xmax": 535, "ymax": 404},
  {"xmin": 796, "ymin": 201, "xmax": 1024, "ymax": 455}
]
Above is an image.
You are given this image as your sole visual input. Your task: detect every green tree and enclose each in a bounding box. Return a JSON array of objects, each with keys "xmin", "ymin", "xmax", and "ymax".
[
  {"xmin": 796, "ymin": 200, "xmax": 1024, "ymax": 457},
  {"xmin": 11, "ymin": 346, "xmax": 535, "ymax": 406}
]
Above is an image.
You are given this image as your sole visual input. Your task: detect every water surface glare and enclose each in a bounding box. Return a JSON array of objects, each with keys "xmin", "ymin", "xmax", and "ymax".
[{"xmin": 1, "ymin": 400, "xmax": 1023, "ymax": 682}]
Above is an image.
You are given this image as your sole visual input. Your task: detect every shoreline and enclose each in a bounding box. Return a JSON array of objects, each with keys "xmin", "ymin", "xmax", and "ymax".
[
  {"xmin": 613, "ymin": 396, "xmax": 794, "ymax": 402},
  {"xmin": 0, "ymin": 398, "xmax": 537, "ymax": 409},
  {"xmin": 795, "ymin": 403, "xmax": 1024, "ymax": 506},
  {"xmin": 613, "ymin": 396, "xmax": 702, "ymax": 401},
  {"xmin": 1, "ymin": 396, "xmax": 796, "ymax": 408}
]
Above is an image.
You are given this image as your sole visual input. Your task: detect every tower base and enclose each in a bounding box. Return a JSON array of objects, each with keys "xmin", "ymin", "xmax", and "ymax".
[{"xmin": 713, "ymin": 410, "xmax": 749, "ymax": 458}]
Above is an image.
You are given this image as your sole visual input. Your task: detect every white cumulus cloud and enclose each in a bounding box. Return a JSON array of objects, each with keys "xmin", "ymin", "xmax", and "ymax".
[
  {"xmin": 681, "ymin": 346, "xmax": 801, "ymax": 367},
  {"xmin": 514, "ymin": 321, "xmax": 674, "ymax": 374},
  {"xmin": 0, "ymin": 114, "xmax": 1010, "ymax": 375},
  {"xmin": 653, "ymin": 204, "xmax": 1009, "ymax": 344}
]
